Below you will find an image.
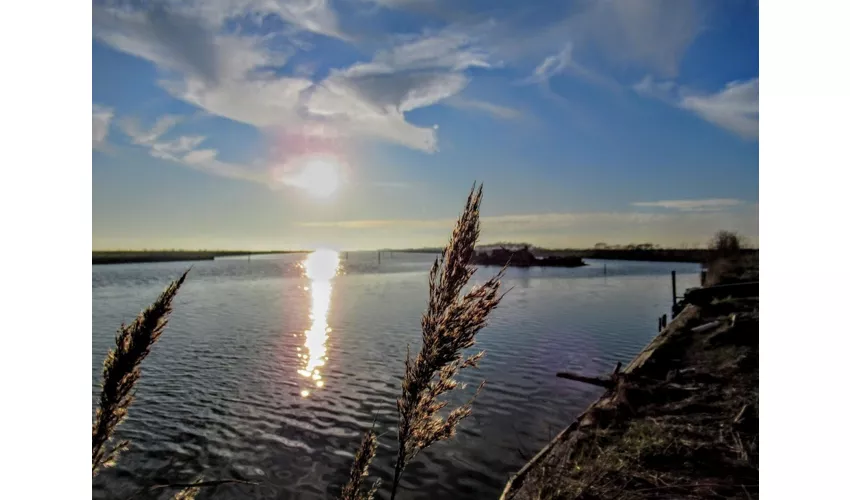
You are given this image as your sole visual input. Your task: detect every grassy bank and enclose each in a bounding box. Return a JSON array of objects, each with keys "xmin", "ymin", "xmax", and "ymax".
[
  {"xmin": 502, "ymin": 256, "xmax": 759, "ymax": 499},
  {"xmin": 92, "ymin": 250, "xmax": 307, "ymax": 265}
]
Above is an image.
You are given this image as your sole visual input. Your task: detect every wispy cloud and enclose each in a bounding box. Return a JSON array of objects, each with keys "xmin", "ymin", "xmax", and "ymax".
[
  {"xmin": 93, "ymin": 104, "xmax": 114, "ymax": 150},
  {"xmin": 632, "ymin": 75, "xmax": 678, "ymax": 102},
  {"xmin": 120, "ymin": 115, "xmax": 181, "ymax": 146},
  {"xmin": 631, "ymin": 198, "xmax": 746, "ymax": 212},
  {"xmin": 119, "ymin": 113, "xmax": 267, "ymax": 183},
  {"xmin": 634, "ymin": 76, "xmax": 759, "ymax": 140},
  {"xmin": 301, "ymin": 211, "xmax": 693, "ymax": 230},
  {"xmin": 524, "ymin": 44, "xmax": 575, "ymax": 84},
  {"xmin": 443, "ymin": 96, "xmax": 522, "ymax": 120},
  {"xmin": 520, "ymin": 43, "xmax": 621, "ymax": 94},
  {"xmin": 680, "ymin": 79, "xmax": 759, "ymax": 140},
  {"xmin": 561, "ymin": 0, "xmax": 705, "ymax": 78},
  {"xmin": 297, "ymin": 208, "xmax": 759, "ymax": 247}
]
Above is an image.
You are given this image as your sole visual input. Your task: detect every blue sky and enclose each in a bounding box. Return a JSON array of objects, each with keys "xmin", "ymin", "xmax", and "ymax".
[{"xmin": 92, "ymin": 0, "xmax": 758, "ymax": 250}]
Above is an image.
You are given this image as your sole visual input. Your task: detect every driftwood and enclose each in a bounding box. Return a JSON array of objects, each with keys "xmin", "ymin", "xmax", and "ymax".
[
  {"xmin": 556, "ymin": 362, "xmax": 623, "ymax": 389},
  {"xmin": 556, "ymin": 371, "xmax": 613, "ymax": 388},
  {"xmin": 692, "ymin": 320, "xmax": 722, "ymax": 334}
]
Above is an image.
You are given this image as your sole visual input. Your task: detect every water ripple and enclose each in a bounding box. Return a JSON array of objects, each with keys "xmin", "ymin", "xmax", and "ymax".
[{"xmin": 92, "ymin": 253, "xmax": 700, "ymax": 499}]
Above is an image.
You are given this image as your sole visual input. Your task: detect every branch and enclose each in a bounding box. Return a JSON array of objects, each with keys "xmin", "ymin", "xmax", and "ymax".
[
  {"xmin": 149, "ymin": 479, "xmax": 258, "ymax": 490},
  {"xmin": 555, "ymin": 371, "xmax": 614, "ymax": 389}
]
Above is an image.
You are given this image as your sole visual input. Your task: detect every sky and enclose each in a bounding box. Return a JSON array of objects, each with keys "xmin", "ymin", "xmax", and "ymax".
[{"xmin": 92, "ymin": 0, "xmax": 759, "ymax": 251}]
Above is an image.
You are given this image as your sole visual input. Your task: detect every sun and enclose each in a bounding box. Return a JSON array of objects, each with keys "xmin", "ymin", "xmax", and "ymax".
[{"xmin": 293, "ymin": 157, "xmax": 342, "ymax": 198}]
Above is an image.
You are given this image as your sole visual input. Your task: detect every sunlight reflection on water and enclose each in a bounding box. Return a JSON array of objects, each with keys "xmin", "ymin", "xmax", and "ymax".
[{"xmin": 297, "ymin": 249, "xmax": 340, "ymax": 397}]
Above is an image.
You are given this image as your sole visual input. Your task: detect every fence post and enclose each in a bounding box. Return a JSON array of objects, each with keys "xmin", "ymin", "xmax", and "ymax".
[{"xmin": 671, "ymin": 270, "xmax": 677, "ymax": 307}]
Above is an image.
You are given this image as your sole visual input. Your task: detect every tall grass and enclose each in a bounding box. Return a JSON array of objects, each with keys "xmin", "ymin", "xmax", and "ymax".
[
  {"xmin": 340, "ymin": 184, "xmax": 507, "ymax": 499},
  {"xmin": 339, "ymin": 429, "xmax": 380, "ymax": 500},
  {"xmin": 92, "ymin": 269, "xmax": 188, "ymax": 476}
]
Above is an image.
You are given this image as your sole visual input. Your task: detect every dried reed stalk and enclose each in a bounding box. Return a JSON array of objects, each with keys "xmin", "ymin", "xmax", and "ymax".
[
  {"xmin": 172, "ymin": 483, "xmax": 201, "ymax": 500},
  {"xmin": 388, "ymin": 183, "xmax": 507, "ymax": 499},
  {"xmin": 92, "ymin": 269, "xmax": 189, "ymax": 476},
  {"xmin": 339, "ymin": 429, "xmax": 381, "ymax": 500}
]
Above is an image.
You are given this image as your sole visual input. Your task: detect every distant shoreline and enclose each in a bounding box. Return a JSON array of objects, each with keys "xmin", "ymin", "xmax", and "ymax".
[
  {"xmin": 395, "ymin": 248, "xmax": 758, "ymax": 264},
  {"xmin": 92, "ymin": 250, "xmax": 308, "ymax": 265},
  {"xmin": 92, "ymin": 248, "xmax": 758, "ymax": 266}
]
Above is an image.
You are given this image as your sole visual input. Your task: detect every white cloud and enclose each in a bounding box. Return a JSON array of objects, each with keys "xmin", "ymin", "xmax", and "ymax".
[
  {"xmin": 634, "ymin": 76, "xmax": 759, "ymax": 140},
  {"xmin": 150, "ymin": 136, "xmax": 207, "ymax": 160},
  {"xmin": 178, "ymin": 149, "xmax": 269, "ymax": 182},
  {"xmin": 522, "ymin": 42, "xmax": 622, "ymax": 93},
  {"xmin": 92, "ymin": 104, "xmax": 114, "ymax": 150},
  {"xmin": 99, "ymin": 0, "xmax": 345, "ymax": 41},
  {"xmin": 345, "ymin": 30, "xmax": 494, "ymax": 75},
  {"xmin": 120, "ymin": 115, "xmax": 204, "ymax": 162},
  {"xmin": 524, "ymin": 44, "xmax": 574, "ymax": 84},
  {"xmin": 680, "ymin": 79, "xmax": 759, "ymax": 140},
  {"xmin": 120, "ymin": 115, "xmax": 182, "ymax": 145},
  {"xmin": 235, "ymin": 0, "xmax": 344, "ymax": 39},
  {"xmin": 563, "ymin": 0, "xmax": 704, "ymax": 78},
  {"xmin": 94, "ymin": 3, "xmax": 492, "ymax": 155},
  {"xmin": 118, "ymin": 113, "xmax": 267, "ymax": 183},
  {"xmin": 93, "ymin": 5, "xmax": 291, "ymax": 85},
  {"xmin": 632, "ymin": 75, "xmax": 678, "ymax": 101},
  {"xmin": 631, "ymin": 199, "xmax": 745, "ymax": 212}
]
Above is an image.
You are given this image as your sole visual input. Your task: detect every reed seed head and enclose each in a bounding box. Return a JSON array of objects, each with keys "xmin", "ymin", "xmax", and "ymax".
[
  {"xmin": 390, "ymin": 183, "xmax": 507, "ymax": 498},
  {"xmin": 92, "ymin": 269, "xmax": 189, "ymax": 475},
  {"xmin": 340, "ymin": 429, "xmax": 380, "ymax": 500}
]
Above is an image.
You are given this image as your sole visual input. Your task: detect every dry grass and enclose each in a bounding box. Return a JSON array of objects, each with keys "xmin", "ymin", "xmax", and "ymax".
[
  {"xmin": 92, "ymin": 269, "xmax": 189, "ymax": 476},
  {"xmin": 340, "ymin": 429, "xmax": 380, "ymax": 500},
  {"xmin": 339, "ymin": 183, "xmax": 507, "ymax": 500},
  {"xmin": 391, "ymin": 183, "xmax": 506, "ymax": 498},
  {"xmin": 171, "ymin": 482, "xmax": 201, "ymax": 500}
]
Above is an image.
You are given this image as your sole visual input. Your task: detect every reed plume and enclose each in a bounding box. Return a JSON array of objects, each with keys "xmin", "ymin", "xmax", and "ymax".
[
  {"xmin": 92, "ymin": 269, "xmax": 189, "ymax": 476},
  {"xmin": 172, "ymin": 483, "xmax": 201, "ymax": 500},
  {"xmin": 339, "ymin": 429, "xmax": 380, "ymax": 500},
  {"xmin": 387, "ymin": 183, "xmax": 507, "ymax": 499}
]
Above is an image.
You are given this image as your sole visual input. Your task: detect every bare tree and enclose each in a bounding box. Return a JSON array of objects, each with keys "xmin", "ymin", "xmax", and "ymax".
[{"xmin": 709, "ymin": 230, "xmax": 742, "ymax": 259}]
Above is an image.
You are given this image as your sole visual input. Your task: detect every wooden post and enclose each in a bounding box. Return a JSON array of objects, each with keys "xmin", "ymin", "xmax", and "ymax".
[
  {"xmin": 378, "ymin": 251, "xmax": 381, "ymax": 265},
  {"xmin": 671, "ymin": 270, "xmax": 677, "ymax": 306}
]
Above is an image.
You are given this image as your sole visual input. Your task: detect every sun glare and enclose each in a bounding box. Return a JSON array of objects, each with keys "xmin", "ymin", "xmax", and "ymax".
[
  {"xmin": 294, "ymin": 158, "xmax": 342, "ymax": 198},
  {"xmin": 297, "ymin": 249, "xmax": 340, "ymax": 397}
]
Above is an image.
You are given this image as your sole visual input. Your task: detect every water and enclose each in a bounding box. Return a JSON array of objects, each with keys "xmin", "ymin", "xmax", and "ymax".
[{"xmin": 92, "ymin": 252, "xmax": 700, "ymax": 499}]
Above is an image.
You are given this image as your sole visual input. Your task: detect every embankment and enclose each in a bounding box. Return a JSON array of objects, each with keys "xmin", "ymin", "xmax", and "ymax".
[{"xmin": 501, "ymin": 260, "xmax": 759, "ymax": 499}]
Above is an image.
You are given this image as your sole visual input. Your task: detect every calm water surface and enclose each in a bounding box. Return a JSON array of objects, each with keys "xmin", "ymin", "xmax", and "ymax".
[{"xmin": 92, "ymin": 252, "xmax": 700, "ymax": 499}]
